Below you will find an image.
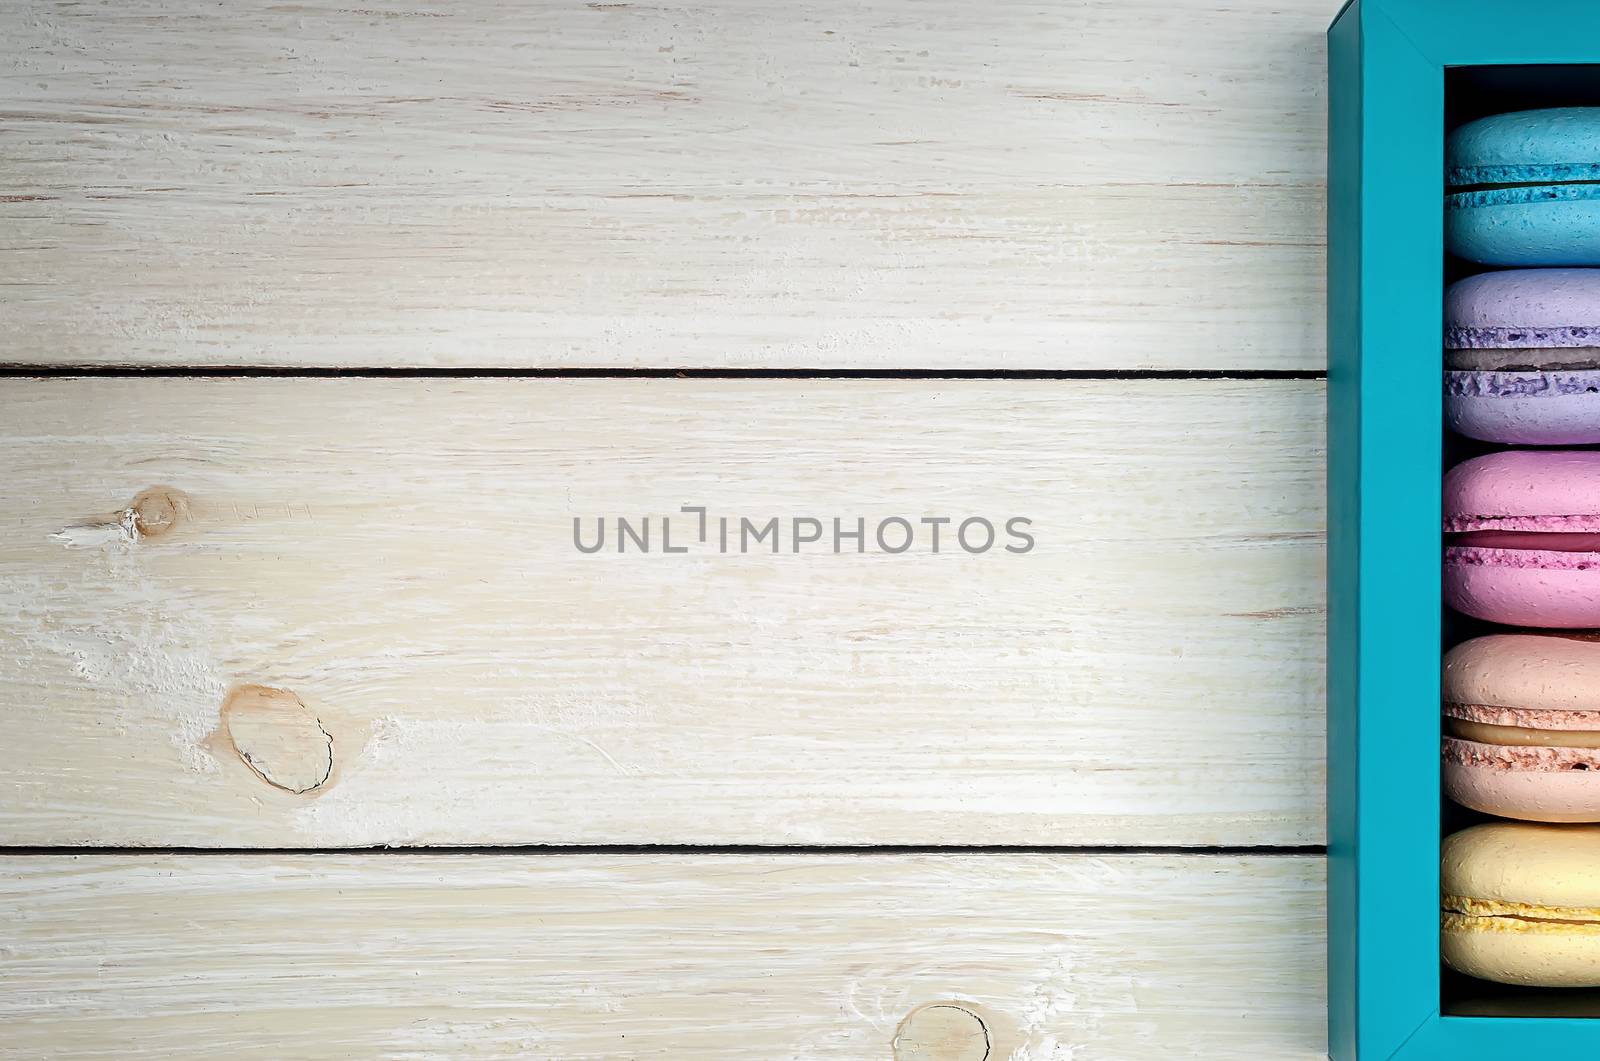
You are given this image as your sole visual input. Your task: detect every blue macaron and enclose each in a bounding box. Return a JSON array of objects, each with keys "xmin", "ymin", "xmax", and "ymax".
[{"xmin": 1447, "ymin": 108, "xmax": 1600, "ymax": 266}]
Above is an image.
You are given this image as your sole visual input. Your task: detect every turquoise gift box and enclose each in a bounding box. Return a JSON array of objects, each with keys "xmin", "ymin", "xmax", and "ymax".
[{"xmin": 1329, "ymin": 0, "xmax": 1600, "ymax": 1056}]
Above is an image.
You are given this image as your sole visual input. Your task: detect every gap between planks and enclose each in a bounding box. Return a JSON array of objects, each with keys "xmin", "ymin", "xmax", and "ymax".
[
  {"xmin": 0, "ymin": 844, "xmax": 1330, "ymax": 857},
  {"xmin": 0, "ymin": 366, "xmax": 1328, "ymax": 379}
]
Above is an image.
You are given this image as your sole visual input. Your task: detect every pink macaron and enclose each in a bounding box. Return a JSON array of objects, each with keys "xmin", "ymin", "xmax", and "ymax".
[
  {"xmin": 1443, "ymin": 634, "xmax": 1600, "ymax": 822},
  {"xmin": 1445, "ymin": 450, "xmax": 1600, "ymax": 627}
]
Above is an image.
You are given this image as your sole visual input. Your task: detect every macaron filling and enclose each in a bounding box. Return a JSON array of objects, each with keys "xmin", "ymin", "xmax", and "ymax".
[
  {"xmin": 1445, "ymin": 344, "xmax": 1600, "ymax": 407},
  {"xmin": 1447, "ymin": 514, "xmax": 1600, "ymax": 566},
  {"xmin": 1445, "ymin": 700, "xmax": 1600, "ymax": 748},
  {"xmin": 1446, "ymin": 342, "xmax": 1600, "ymax": 363},
  {"xmin": 1448, "ymin": 717, "xmax": 1600, "ymax": 749},
  {"xmin": 1448, "ymin": 182, "xmax": 1600, "ymax": 212},
  {"xmin": 1448, "ymin": 161, "xmax": 1600, "ymax": 189},
  {"xmin": 1443, "ymin": 894, "xmax": 1600, "ymax": 930},
  {"xmin": 1451, "ymin": 530, "xmax": 1600, "ymax": 552},
  {"xmin": 1442, "ymin": 693, "xmax": 1600, "ymax": 783}
]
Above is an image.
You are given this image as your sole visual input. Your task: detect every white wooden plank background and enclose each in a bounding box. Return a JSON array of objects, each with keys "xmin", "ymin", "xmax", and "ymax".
[
  {"xmin": 0, "ymin": 853, "xmax": 1327, "ymax": 1060},
  {"xmin": 0, "ymin": 0, "xmax": 1327, "ymax": 369},
  {"xmin": 0, "ymin": 377, "xmax": 1325, "ymax": 847},
  {"xmin": 1, "ymin": 1, "xmax": 1335, "ymax": 1056}
]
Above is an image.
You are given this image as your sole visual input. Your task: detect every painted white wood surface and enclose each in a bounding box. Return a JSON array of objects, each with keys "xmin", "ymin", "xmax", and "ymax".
[
  {"xmin": 0, "ymin": 0, "xmax": 1327, "ymax": 369},
  {"xmin": 0, "ymin": 378, "xmax": 1325, "ymax": 847},
  {"xmin": 0, "ymin": 853, "xmax": 1327, "ymax": 1060}
]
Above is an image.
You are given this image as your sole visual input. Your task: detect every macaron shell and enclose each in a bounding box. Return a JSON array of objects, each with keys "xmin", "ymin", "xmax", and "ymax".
[
  {"xmin": 1442, "ymin": 914, "xmax": 1600, "ymax": 988},
  {"xmin": 1445, "ymin": 269, "xmax": 1600, "ymax": 350},
  {"xmin": 1443, "ymin": 633, "xmax": 1600, "ymax": 715},
  {"xmin": 1447, "ymin": 371, "xmax": 1600, "ymax": 444},
  {"xmin": 1443, "ymin": 822, "xmax": 1600, "ymax": 910},
  {"xmin": 1444, "ymin": 737, "xmax": 1600, "ymax": 822},
  {"xmin": 1445, "ymin": 546, "xmax": 1600, "ymax": 627},
  {"xmin": 1447, "ymin": 108, "xmax": 1600, "ymax": 186},
  {"xmin": 1447, "ymin": 188, "xmax": 1600, "ymax": 266},
  {"xmin": 1444, "ymin": 450, "xmax": 1600, "ymax": 531}
]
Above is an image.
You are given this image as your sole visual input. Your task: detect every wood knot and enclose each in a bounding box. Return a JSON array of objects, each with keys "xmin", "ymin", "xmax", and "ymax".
[
  {"xmin": 892, "ymin": 1003, "xmax": 991, "ymax": 1061},
  {"xmin": 51, "ymin": 485, "xmax": 191, "ymax": 548},
  {"xmin": 221, "ymin": 685, "xmax": 334, "ymax": 794},
  {"xmin": 128, "ymin": 486, "xmax": 188, "ymax": 540}
]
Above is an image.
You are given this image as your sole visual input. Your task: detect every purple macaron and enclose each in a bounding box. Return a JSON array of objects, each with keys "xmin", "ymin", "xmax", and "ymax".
[{"xmin": 1446, "ymin": 269, "xmax": 1600, "ymax": 445}]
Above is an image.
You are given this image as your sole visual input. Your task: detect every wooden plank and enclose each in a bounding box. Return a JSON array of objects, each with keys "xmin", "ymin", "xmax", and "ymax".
[
  {"xmin": 0, "ymin": 853, "xmax": 1328, "ymax": 1059},
  {"xmin": 0, "ymin": 0, "xmax": 1327, "ymax": 370},
  {"xmin": 0, "ymin": 378, "xmax": 1326, "ymax": 847}
]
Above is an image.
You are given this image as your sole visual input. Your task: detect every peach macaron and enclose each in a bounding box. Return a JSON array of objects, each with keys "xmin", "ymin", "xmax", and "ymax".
[{"xmin": 1443, "ymin": 634, "xmax": 1600, "ymax": 822}]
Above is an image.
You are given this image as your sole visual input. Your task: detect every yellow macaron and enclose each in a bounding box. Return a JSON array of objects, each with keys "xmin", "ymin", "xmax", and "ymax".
[{"xmin": 1442, "ymin": 822, "xmax": 1600, "ymax": 987}]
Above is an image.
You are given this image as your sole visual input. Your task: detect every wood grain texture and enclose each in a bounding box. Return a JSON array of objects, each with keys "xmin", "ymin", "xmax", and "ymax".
[
  {"xmin": 0, "ymin": 378, "xmax": 1326, "ymax": 847},
  {"xmin": 0, "ymin": 853, "xmax": 1328, "ymax": 1059},
  {"xmin": 0, "ymin": 0, "xmax": 1328, "ymax": 370}
]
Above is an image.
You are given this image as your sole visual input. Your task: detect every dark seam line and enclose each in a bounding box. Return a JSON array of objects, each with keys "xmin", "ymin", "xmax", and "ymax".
[
  {"xmin": 1384, "ymin": 1007, "xmax": 1439, "ymax": 1061},
  {"xmin": 0, "ymin": 366, "xmax": 1327, "ymax": 381},
  {"xmin": 1452, "ymin": 179, "xmax": 1600, "ymax": 193},
  {"xmin": 0, "ymin": 844, "xmax": 1328, "ymax": 856}
]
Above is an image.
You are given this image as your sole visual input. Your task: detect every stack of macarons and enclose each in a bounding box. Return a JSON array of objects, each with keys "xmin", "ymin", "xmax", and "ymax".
[{"xmin": 1443, "ymin": 107, "xmax": 1600, "ymax": 989}]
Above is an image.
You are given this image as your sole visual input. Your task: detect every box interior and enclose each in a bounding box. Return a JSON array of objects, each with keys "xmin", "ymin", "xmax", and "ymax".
[{"xmin": 1441, "ymin": 63, "xmax": 1600, "ymax": 1019}]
